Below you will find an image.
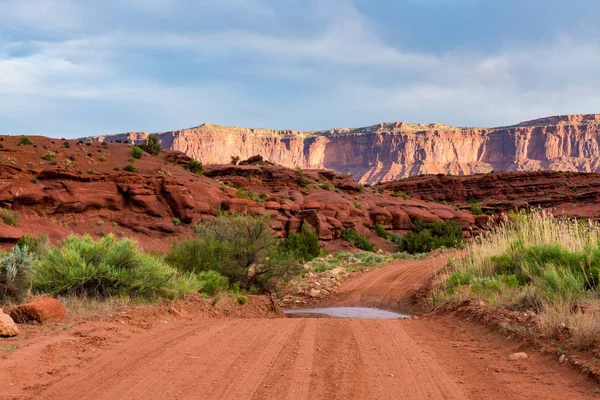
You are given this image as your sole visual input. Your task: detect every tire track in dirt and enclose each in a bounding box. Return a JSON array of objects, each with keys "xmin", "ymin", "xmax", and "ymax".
[
  {"xmin": 9, "ymin": 254, "xmax": 600, "ymax": 400},
  {"xmin": 321, "ymin": 256, "xmax": 448, "ymax": 313}
]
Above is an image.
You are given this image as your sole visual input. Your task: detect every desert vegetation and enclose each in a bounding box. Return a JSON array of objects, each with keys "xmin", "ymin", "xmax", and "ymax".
[
  {"xmin": 400, "ymin": 220, "xmax": 463, "ymax": 254},
  {"xmin": 0, "ymin": 213, "xmax": 326, "ymax": 308},
  {"xmin": 435, "ymin": 210, "xmax": 600, "ymax": 349},
  {"xmin": 166, "ymin": 213, "xmax": 318, "ymax": 293}
]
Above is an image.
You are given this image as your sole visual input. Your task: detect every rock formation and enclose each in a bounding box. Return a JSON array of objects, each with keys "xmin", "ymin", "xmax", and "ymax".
[
  {"xmin": 0, "ymin": 135, "xmax": 483, "ymax": 252},
  {"xmin": 89, "ymin": 114, "xmax": 600, "ymax": 184}
]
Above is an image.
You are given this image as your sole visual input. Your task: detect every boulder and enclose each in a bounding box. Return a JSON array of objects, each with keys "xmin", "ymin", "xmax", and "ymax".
[
  {"xmin": 10, "ymin": 297, "xmax": 66, "ymax": 324},
  {"xmin": 390, "ymin": 209, "xmax": 413, "ymax": 230},
  {"xmin": 0, "ymin": 309, "xmax": 19, "ymax": 337},
  {"xmin": 368, "ymin": 207, "xmax": 393, "ymax": 226},
  {"xmin": 507, "ymin": 352, "xmax": 528, "ymax": 361}
]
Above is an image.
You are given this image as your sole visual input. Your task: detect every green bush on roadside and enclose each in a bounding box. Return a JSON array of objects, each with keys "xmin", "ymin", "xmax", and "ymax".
[
  {"xmin": 166, "ymin": 213, "xmax": 301, "ymax": 291},
  {"xmin": 33, "ymin": 234, "xmax": 202, "ymax": 299}
]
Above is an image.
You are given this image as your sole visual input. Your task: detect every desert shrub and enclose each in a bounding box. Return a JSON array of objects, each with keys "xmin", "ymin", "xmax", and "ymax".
[
  {"xmin": 166, "ymin": 213, "xmax": 300, "ymax": 291},
  {"xmin": 99, "ymin": 156, "xmax": 106, "ymax": 162},
  {"xmin": 400, "ymin": 220, "xmax": 462, "ymax": 254},
  {"xmin": 18, "ymin": 136, "xmax": 32, "ymax": 145},
  {"xmin": 188, "ymin": 159, "xmax": 203, "ymax": 175},
  {"xmin": 235, "ymin": 188, "xmax": 262, "ymax": 202},
  {"xmin": 282, "ymin": 223, "xmax": 321, "ymax": 261},
  {"xmin": 0, "ymin": 209, "xmax": 18, "ymax": 226},
  {"xmin": 138, "ymin": 136, "xmax": 162, "ymax": 156},
  {"xmin": 172, "ymin": 217, "xmax": 181, "ymax": 226},
  {"xmin": 41, "ymin": 151, "xmax": 55, "ymax": 161},
  {"xmin": 131, "ymin": 146, "xmax": 143, "ymax": 159},
  {"xmin": 0, "ymin": 245, "xmax": 33, "ymax": 302},
  {"xmin": 16, "ymin": 234, "xmax": 48, "ymax": 258},
  {"xmin": 391, "ymin": 191, "xmax": 412, "ymax": 200},
  {"xmin": 341, "ymin": 228, "xmax": 374, "ymax": 251},
  {"xmin": 231, "ymin": 155, "xmax": 240, "ymax": 165},
  {"xmin": 470, "ymin": 202, "xmax": 483, "ymax": 215},
  {"xmin": 33, "ymin": 234, "xmax": 200, "ymax": 299},
  {"xmin": 196, "ymin": 270, "xmax": 229, "ymax": 296},
  {"xmin": 297, "ymin": 169, "xmax": 309, "ymax": 187},
  {"xmin": 124, "ymin": 164, "xmax": 136, "ymax": 172}
]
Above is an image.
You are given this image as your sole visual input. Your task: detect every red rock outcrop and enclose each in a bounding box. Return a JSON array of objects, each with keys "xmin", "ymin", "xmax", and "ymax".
[
  {"xmin": 0, "ymin": 135, "xmax": 482, "ymax": 252},
  {"xmin": 89, "ymin": 114, "xmax": 600, "ymax": 184},
  {"xmin": 380, "ymin": 170, "xmax": 600, "ymax": 219}
]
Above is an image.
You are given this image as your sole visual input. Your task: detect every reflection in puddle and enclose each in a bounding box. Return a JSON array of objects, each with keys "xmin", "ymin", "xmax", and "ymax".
[{"xmin": 284, "ymin": 307, "xmax": 411, "ymax": 319}]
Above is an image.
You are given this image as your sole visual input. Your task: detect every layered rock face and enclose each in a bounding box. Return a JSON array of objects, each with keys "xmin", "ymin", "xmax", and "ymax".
[{"xmin": 90, "ymin": 114, "xmax": 600, "ymax": 184}]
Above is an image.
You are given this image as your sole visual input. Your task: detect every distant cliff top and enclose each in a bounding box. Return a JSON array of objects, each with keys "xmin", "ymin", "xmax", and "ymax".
[{"xmin": 97, "ymin": 114, "xmax": 600, "ymax": 140}]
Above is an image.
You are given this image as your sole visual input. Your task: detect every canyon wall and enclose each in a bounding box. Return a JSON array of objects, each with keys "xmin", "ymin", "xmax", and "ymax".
[{"xmin": 89, "ymin": 114, "xmax": 600, "ymax": 184}]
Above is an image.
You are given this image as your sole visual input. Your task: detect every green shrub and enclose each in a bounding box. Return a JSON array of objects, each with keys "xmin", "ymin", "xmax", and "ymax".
[
  {"xmin": 196, "ymin": 270, "xmax": 229, "ymax": 296},
  {"xmin": 16, "ymin": 234, "xmax": 48, "ymax": 258},
  {"xmin": 99, "ymin": 156, "xmax": 106, "ymax": 162},
  {"xmin": 470, "ymin": 202, "xmax": 483, "ymax": 215},
  {"xmin": 33, "ymin": 234, "xmax": 197, "ymax": 299},
  {"xmin": 0, "ymin": 209, "xmax": 18, "ymax": 226},
  {"xmin": 341, "ymin": 228, "xmax": 374, "ymax": 251},
  {"xmin": 0, "ymin": 245, "xmax": 33, "ymax": 302},
  {"xmin": 283, "ymin": 223, "xmax": 321, "ymax": 261},
  {"xmin": 124, "ymin": 164, "xmax": 136, "ymax": 172},
  {"xmin": 131, "ymin": 146, "xmax": 143, "ymax": 159},
  {"xmin": 172, "ymin": 217, "xmax": 181, "ymax": 226},
  {"xmin": 400, "ymin": 220, "xmax": 463, "ymax": 254},
  {"xmin": 41, "ymin": 151, "xmax": 55, "ymax": 161},
  {"xmin": 188, "ymin": 159, "xmax": 203, "ymax": 175},
  {"xmin": 18, "ymin": 136, "xmax": 32, "ymax": 145},
  {"xmin": 138, "ymin": 136, "xmax": 162, "ymax": 156},
  {"xmin": 235, "ymin": 188, "xmax": 261, "ymax": 202},
  {"xmin": 166, "ymin": 213, "xmax": 300, "ymax": 291}
]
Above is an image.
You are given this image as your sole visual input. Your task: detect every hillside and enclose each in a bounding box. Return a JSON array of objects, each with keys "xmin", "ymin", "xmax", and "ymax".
[
  {"xmin": 88, "ymin": 114, "xmax": 600, "ymax": 184},
  {"xmin": 0, "ymin": 135, "xmax": 484, "ymax": 251}
]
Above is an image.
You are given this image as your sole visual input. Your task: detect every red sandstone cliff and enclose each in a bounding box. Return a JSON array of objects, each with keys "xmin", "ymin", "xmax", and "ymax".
[{"xmin": 89, "ymin": 114, "xmax": 600, "ymax": 184}]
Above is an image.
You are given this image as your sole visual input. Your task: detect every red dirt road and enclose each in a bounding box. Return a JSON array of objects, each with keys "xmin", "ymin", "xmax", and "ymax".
[
  {"xmin": 2, "ymin": 255, "xmax": 600, "ymax": 399},
  {"xmin": 319, "ymin": 255, "xmax": 451, "ymax": 313}
]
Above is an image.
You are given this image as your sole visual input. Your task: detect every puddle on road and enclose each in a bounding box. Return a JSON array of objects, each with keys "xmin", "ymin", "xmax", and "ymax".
[{"xmin": 284, "ymin": 307, "xmax": 411, "ymax": 319}]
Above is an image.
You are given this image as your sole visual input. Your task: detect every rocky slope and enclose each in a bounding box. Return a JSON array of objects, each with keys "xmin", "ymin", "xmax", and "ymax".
[
  {"xmin": 89, "ymin": 114, "xmax": 600, "ymax": 184},
  {"xmin": 0, "ymin": 135, "xmax": 485, "ymax": 252},
  {"xmin": 381, "ymin": 170, "xmax": 600, "ymax": 219}
]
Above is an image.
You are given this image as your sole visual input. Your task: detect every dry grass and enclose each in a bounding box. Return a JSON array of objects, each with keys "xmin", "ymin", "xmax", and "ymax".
[
  {"xmin": 57, "ymin": 295, "xmax": 137, "ymax": 320},
  {"xmin": 539, "ymin": 299, "xmax": 600, "ymax": 349},
  {"xmin": 463, "ymin": 209, "xmax": 600, "ymax": 277},
  {"xmin": 437, "ymin": 209, "xmax": 600, "ymax": 350}
]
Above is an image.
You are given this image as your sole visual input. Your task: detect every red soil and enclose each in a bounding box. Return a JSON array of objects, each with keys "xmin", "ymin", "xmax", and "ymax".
[{"xmin": 2, "ymin": 255, "xmax": 599, "ymax": 399}]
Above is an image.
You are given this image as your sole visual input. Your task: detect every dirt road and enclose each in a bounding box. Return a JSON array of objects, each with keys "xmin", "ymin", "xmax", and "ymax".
[
  {"xmin": 320, "ymin": 255, "xmax": 449, "ymax": 313},
  {"xmin": 3, "ymin": 255, "xmax": 599, "ymax": 399}
]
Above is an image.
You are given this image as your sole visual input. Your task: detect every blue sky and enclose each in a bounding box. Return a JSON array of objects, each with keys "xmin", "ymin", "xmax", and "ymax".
[{"xmin": 1, "ymin": 0, "xmax": 600, "ymax": 137}]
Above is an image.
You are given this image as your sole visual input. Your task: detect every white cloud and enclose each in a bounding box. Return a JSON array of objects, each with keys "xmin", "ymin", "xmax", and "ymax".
[{"xmin": 0, "ymin": 0, "xmax": 599, "ymax": 136}]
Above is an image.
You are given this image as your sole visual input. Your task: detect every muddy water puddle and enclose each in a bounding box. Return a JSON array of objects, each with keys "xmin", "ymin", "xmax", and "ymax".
[{"xmin": 284, "ymin": 307, "xmax": 411, "ymax": 319}]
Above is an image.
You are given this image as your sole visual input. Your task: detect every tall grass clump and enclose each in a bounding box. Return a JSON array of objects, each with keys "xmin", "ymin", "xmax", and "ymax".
[
  {"xmin": 437, "ymin": 209, "xmax": 600, "ymax": 349},
  {"xmin": 33, "ymin": 234, "xmax": 203, "ymax": 299}
]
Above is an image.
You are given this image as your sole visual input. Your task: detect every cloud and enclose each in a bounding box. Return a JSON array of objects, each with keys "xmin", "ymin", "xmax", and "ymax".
[{"xmin": 0, "ymin": 0, "xmax": 599, "ymax": 136}]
